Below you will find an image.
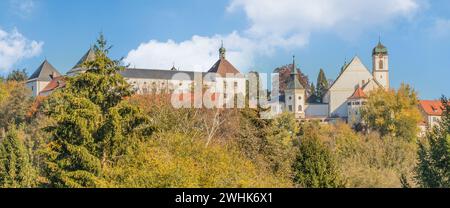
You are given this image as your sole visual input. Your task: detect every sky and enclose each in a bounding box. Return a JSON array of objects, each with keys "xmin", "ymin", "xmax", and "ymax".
[{"xmin": 0, "ymin": 0, "xmax": 449, "ymax": 99}]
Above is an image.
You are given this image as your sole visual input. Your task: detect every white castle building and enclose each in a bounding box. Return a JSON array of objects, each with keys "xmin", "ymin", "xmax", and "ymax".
[
  {"xmin": 26, "ymin": 40, "xmax": 390, "ymax": 125},
  {"xmin": 26, "ymin": 44, "xmax": 246, "ymax": 106}
]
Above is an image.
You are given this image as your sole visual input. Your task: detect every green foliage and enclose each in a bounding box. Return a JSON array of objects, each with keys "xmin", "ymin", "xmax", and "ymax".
[
  {"xmin": 0, "ymin": 126, "xmax": 37, "ymax": 188},
  {"xmin": 316, "ymin": 69, "xmax": 329, "ymax": 102},
  {"xmin": 361, "ymin": 83, "xmax": 421, "ymax": 141},
  {"xmin": 293, "ymin": 122, "xmax": 344, "ymax": 188},
  {"xmin": 7, "ymin": 69, "xmax": 28, "ymax": 82},
  {"xmin": 0, "ymin": 81, "xmax": 32, "ymax": 129},
  {"xmin": 41, "ymin": 34, "xmax": 152, "ymax": 188},
  {"xmin": 416, "ymin": 96, "xmax": 450, "ymax": 188}
]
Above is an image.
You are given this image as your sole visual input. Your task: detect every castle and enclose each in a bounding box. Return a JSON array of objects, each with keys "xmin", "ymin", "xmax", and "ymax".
[{"xmin": 26, "ymin": 40, "xmax": 390, "ymax": 124}]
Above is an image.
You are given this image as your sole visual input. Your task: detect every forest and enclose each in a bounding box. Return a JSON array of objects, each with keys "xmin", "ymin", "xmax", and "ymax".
[{"xmin": 0, "ymin": 35, "xmax": 449, "ymax": 188}]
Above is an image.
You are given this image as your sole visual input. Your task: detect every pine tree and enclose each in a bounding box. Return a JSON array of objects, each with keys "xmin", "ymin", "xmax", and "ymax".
[
  {"xmin": 0, "ymin": 126, "xmax": 37, "ymax": 188},
  {"xmin": 293, "ymin": 123, "xmax": 344, "ymax": 188},
  {"xmin": 316, "ymin": 69, "xmax": 329, "ymax": 103},
  {"xmin": 42, "ymin": 33, "xmax": 153, "ymax": 188},
  {"xmin": 416, "ymin": 96, "xmax": 450, "ymax": 188}
]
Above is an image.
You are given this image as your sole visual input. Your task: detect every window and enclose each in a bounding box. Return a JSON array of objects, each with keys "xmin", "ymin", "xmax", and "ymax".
[
  {"xmin": 298, "ymin": 96, "xmax": 302, "ymax": 101},
  {"xmin": 348, "ymin": 102, "xmax": 352, "ymax": 106},
  {"xmin": 379, "ymin": 60, "xmax": 384, "ymax": 69},
  {"xmin": 289, "ymin": 96, "xmax": 292, "ymax": 100},
  {"xmin": 298, "ymin": 105, "xmax": 302, "ymax": 111},
  {"xmin": 288, "ymin": 105, "xmax": 293, "ymax": 112},
  {"xmin": 234, "ymin": 82, "xmax": 238, "ymax": 88}
]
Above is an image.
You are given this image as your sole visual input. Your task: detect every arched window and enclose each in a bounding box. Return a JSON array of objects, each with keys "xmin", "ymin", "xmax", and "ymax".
[
  {"xmin": 298, "ymin": 105, "xmax": 303, "ymax": 111},
  {"xmin": 379, "ymin": 60, "xmax": 384, "ymax": 69}
]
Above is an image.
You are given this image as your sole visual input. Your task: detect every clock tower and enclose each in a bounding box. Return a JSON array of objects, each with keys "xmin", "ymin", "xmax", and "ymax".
[{"xmin": 372, "ymin": 40, "xmax": 389, "ymax": 89}]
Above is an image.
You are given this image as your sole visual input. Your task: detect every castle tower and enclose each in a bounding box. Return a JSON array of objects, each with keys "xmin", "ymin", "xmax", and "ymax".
[
  {"xmin": 372, "ymin": 40, "xmax": 389, "ymax": 89},
  {"xmin": 285, "ymin": 56, "xmax": 306, "ymax": 119}
]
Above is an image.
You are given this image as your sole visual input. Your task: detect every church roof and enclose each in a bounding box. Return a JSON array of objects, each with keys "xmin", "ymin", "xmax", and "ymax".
[
  {"xmin": 28, "ymin": 60, "xmax": 61, "ymax": 82},
  {"xmin": 287, "ymin": 56, "xmax": 305, "ymax": 90},
  {"xmin": 348, "ymin": 87, "xmax": 367, "ymax": 100},
  {"xmin": 67, "ymin": 47, "xmax": 96, "ymax": 74},
  {"xmin": 373, "ymin": 41, "xmax": 388, "ymax": 55},
  {"xmin": 207, "ymin": 44, "xmax": 241, "ymax": 76}
]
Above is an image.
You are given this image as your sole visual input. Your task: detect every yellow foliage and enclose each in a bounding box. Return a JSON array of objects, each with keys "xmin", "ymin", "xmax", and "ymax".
[{"xmin": 104, "ymin": 132, "xmax": 289, "ymax": 188}]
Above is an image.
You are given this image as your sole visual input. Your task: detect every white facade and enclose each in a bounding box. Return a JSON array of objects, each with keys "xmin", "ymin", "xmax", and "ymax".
[
  {"xmin": 324, "ymin": 56, "xmax": 376, "ymax": 118},
  {"xmin": 373, "ymin": 53, "xmax": 389, "ymax": 89},
  {"xmin": 26, "ymin": 80, "xmax": 50, "ymax": 97},
  {"xmin": 347, "ymin": 98, "xmax": 367, "ymax": 126},
  {"xmin": 285, "ymin": 88, "xmax": 306, "ymax": 119}
]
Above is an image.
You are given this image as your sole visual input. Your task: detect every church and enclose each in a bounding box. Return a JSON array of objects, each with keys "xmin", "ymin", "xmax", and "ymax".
[{"xmin": 274, "ymin": 40, "xmax": 389, "ymax": 124}]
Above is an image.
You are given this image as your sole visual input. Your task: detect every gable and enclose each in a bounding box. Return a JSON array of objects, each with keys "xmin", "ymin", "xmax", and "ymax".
[{"xmin": 328, "ymin": 56, "xmax": 373, "ymax": 92}]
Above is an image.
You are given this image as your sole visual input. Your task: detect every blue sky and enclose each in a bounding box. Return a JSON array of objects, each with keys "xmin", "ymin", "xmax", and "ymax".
[{"xmin": 0, "ymin": 0, "xmax": 449, "ymax": 99}]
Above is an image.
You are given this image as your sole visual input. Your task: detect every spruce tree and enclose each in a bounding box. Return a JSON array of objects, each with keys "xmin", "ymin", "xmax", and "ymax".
[
  {"xmin": 416, "ymin": 96, "xmax": 450, "ymax": 188},
  {"xmin": 316, "ymin": 69, "xmax": 329, "ymax": 103},
  {"xmin": 42, "ymin": 34, "xmax": 153, "ymax": 188},
  {"xmin": 0, "ymin": 126, "xmax": 37, "ymax": 188},
  {"xmin": 293, "ymin": 124, "xmax": 344, "ymax": 188}
]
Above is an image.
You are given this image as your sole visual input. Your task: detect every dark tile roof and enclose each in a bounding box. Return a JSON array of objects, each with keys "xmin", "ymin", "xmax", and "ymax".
[
  {"xmin": 120, "ymin": 68, "xmax": 211, "ymax": 81},
  {"xmin": 67, "ymin": 48, "xmax": 96, "ymax": 74},
  {"xmin": 28, "ymin": 60, "xmax": 61, "ymax": 82}
]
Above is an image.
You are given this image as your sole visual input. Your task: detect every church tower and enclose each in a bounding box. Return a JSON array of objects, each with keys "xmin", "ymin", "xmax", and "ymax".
[
  {"xmin": 372, "ymin": 40, "xmax": 390, "ymax": 89},
  {"xmin": 285, "ymin": 56, "xmax": 306, "ymax": 119}
]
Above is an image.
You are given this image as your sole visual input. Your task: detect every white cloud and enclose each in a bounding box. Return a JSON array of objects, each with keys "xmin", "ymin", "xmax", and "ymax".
[
  {"xmin": 125, "ymin": 0, "xmax": 422, "ymax": 72},
  {"xmin": 125, "ymin": 32, "xmax": 257, "ymax": 72},
  {"xmin": 228, "ymin": 0, "xmax": 421, "ymax": 39},
  {"xmin": 0, "ymin": 27, "xmax": 43, "ymax": 71},
  {"xmin": 10, "ymin": 0, "xmax": 35, "ymax": 17}
]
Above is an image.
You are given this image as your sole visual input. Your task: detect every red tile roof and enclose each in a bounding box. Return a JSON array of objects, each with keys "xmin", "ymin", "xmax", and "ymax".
[
  {"xmin": 348, "ymin": 87, "xmax": 367, "ymax": 99},
  {"xmin": 207, "ymin": 58, "xmax": 241, "ymax": 76},
  {"xmin": 40, "ymin": 76, "xmax": 66, "ymax": 94},
  {"xmin": 419, "ymin": 100, "xmax": 445, "ymax": 116}
]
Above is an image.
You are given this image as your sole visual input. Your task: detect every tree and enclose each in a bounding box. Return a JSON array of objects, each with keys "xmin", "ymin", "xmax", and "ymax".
[
  {"xmin": 263, "ymin": 113, "xmax": 299, "ymax": 180},
  {"xmin": 361, "ymin": 84, "xmax": 421, "ymax": 141},
  {"xmin": 41, "ymin": 33, "xmax": 153, "ymax": 188},
  {"xmin": 416, "ymin": 96, "xmax": 450, "ymax": 188},
  {"xmin": 316, "ymin": 69, "xmax": 329, "ymax": 102},
  {"xmin": 293, "ymin": 123, "xmax": 344, "ymax": 188},
  {"xmin": 0, "ymin": 126, "xmax": 37, "ymax": 188},
  {"xmin": 104, "ymin": 132, "xmax": 286, "ymax": 188},
  {"xmin": 308, "ymin": 83, "xmax": 319, "ymax": 103},
  {"xmin": 7, "ymin": 69, "xmax": 28, "ymax": 82},
  {"xmin": 274, "ymin": 64, "xmax": 309, "ymax": 95},
  {"xmin": 0, "ymin": 81, "xmax": 32, "ymax": 129}
]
